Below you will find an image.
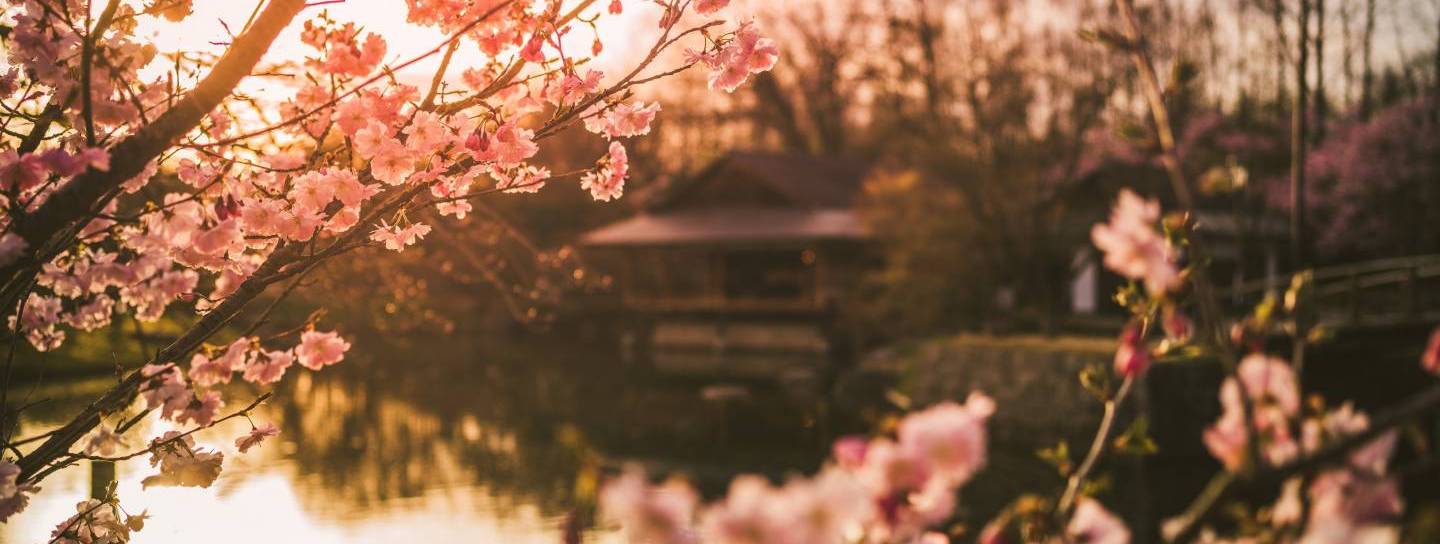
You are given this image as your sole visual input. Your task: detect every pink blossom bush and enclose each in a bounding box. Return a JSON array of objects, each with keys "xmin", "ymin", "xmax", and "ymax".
[{"xmin": 602, "ymin": 393, "xmax": 995, "ymax": 543}]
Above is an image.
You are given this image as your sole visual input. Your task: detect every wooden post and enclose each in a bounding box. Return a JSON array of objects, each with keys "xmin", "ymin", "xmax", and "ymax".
[{"xmin": 90, "ymin": 460, "xmax": 115, "ymax": 499}]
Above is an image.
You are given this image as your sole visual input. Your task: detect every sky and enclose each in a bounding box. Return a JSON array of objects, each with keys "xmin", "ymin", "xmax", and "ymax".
[{"xmin": 132, "ymin": 0, "xmax": 670, "ymax": 100}]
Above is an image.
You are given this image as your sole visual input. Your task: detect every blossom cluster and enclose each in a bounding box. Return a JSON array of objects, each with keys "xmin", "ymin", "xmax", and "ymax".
[
  {"xmin": 1199, "ymin": 354, "xmax": 1404, "ymax": 542},
  {"xmin": 598, "ymin": 392, "xmax": 1112, "ymax": 544}
]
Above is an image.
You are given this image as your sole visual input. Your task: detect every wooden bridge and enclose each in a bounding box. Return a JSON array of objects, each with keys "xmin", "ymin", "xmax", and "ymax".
[{"xmin": 1221, "ymin": 254, "xmax": 1440, "ymax": 329}]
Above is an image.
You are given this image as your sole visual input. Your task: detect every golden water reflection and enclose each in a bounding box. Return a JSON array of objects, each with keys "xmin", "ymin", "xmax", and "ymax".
[{"xmin": 2, "ymin": 338, "xmax": 826, "ymax": 543}]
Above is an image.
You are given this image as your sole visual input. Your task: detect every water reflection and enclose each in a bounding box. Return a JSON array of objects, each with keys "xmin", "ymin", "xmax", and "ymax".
[{"xmin": 3, "ymin": 333, "xmax": 833, "ymax": 543}]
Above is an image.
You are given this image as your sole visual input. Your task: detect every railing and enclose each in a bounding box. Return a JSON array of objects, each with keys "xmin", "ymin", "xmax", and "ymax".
[{"xmin": 1219, "ymin": 254, "xmax": 1440, "ymax": 327}]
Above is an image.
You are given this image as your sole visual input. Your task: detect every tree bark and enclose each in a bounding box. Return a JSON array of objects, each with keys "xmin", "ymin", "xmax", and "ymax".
[
  {"xmin": 1292, "ymin": 0, "xmax": 1311, "ymax": 268},
  {"xmin": 1360, "ymin": 0, "xmax": 1375, "ymax": 118}
]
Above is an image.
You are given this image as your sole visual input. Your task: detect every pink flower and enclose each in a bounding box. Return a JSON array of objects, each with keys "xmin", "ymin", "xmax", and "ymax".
[
  {"xmin": 832, "ymin": 435, "xmax": 869, "ymax": 470},
  {"xmin": 296, "ymin": 329, "xmax": 350, "ymax": 370},
  {"xmin": 192, "ymin": 219, "xmax": 244, "ymax": 257},
  {"xmin": 188, "ymin": 352, "xmax": 233, "ymax": 387},
  {"xmin": 701, "ymin": 475, "xmax": 789, "ymax": 544},
  {"xmin": 0, "ymin": 150, "xmax": 47, "ymax": 191},
  {"xmin": 370, "ymin": 140, "xmax": 416, "ymax": 185},
  {"xmin": 584, "ymin": 101, "xmax": 661, "ymax": 139},
  {"xmin": 1204, "ymin": 354, "xmax": 1301, "ymax": 470},
  {"xmin": 1422, "ymin": 327, "xmax": 1440, "ymax": 375},
  {"xmin": 0, "ymin": 460, "xmax": 37, "ymax": 522},
  {"xmin": 1113, "ymin": 325, "xmax": 1150, "ymax": 377},
  {"xmin": 332, "ymin": 169, "xmax": 380, "ymax": 207},
  {"xmin": 369, "ymin": 221, "xmax": 432, "ymax": 252},
  {"xmin": 1090, "ymin": 189, "xmax": 1180, "ymax": 296},
  {"xmin": 140, "ymin": 364, "xmax": 193, "ymax": 421},
  {"xmin": 0, "ymin": 233, "xmax": 29, "ymax": 268},
  {"xmin": 895, "ymin": 392, "xmax": 993, "ymax": 486},
  {"xmin": 404, "ymin": 111, "xmax": 449, "ymax": 153},
  {"xmin": 143, "ymin": 431, "xmax": 224, "ymax": 489},
  {"xmin": 288, "ymin": 171, "xmax": 338, "ymax": 213},
  {"xmin": 695, "ymin": 0, "xmax": 729, "ymax": 15},
  {"xmin": 581, "ymin": 141, "xmax": 629, "ymax": 201},
  {"xmin": 778, "ymin": 468, "xmax": 873, "ymax": 543},
  {"xmin": 240, "ymin": 198, "xmax": 287, "ymax": 237},
  {"xmin": 243, "ymin": 349, "xmax": 294, "ymax": 385},
  {"xmin": 601, "ymin": 463, "xmax": 696, "ymax": 544},
  {"xmin": 1067, "ymin": 498, "xmax": 1130, "ymax": 544},
  {"xmin": 176, "ymin": 390, "xmax": 224, "ymax": 427},
  {"xmin": 705, "ymin": 25, "xmax": 779, "ymax": 92},
  {"xmin": 600, "ymin": 465, "xmax": 698, "ymax": 544},
  {"xmin": 235, "ymin": 423, "xmax": 279, "ymax": 453}
]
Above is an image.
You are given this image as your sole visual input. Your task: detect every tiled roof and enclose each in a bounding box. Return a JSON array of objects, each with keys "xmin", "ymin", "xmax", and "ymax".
[{"xmin": 580, "ymin": 207, "xmax": 866, "ymax": 246}]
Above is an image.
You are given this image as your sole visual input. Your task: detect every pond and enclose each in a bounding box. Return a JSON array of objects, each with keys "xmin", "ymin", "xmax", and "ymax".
[{"xmin": 2, "ymin": 331, "xmax": 849, "ymax": 543}]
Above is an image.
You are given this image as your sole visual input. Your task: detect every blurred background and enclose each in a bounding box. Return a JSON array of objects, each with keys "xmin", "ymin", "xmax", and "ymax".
[{"xmin": 7, "ymin": 0, "xmax": 1440, "ymax": 542}]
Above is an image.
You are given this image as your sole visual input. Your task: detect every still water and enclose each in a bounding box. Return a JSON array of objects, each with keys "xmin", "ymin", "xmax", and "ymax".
[{"xmin": 3, "ymin": 331, "xmax": 838, "ymax": 543}]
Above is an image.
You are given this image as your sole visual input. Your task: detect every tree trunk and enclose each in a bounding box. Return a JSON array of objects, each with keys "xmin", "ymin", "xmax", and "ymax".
[
  {"xmin": 1314, "ymin": 0, "xmax": 1327, "ymax": 140},
  {"xmin": 1292, "ymin": 0, "xmax": 1311, "ymax": 268},
  {"xmin": 1361, "ymin": 0, "xmax": 1376, "ymax": 118}
]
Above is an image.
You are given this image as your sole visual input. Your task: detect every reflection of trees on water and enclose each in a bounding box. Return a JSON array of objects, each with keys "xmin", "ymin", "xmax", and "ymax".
[{"xmin": 270, "ymin": 336, "xmax": 831, "ymax": 517}]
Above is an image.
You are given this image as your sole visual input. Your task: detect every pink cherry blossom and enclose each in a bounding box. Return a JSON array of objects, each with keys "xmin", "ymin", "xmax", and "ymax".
[
  {"xmin": 0, "ymin": 460, "xmax": 37, "ymax": 523},
  {"xmin": 188, "ymin": 352, "xmax": 233, "ymax": 387},
  {"xmin": 696, "ymin": 0, "xmax": 729, "ymax": 15},
  {"xmin": 1090, "ymin": 189, "xmax": 1180, "ymax": 296},
  {"xmin": 1113, "ymin": 325, "xmax": 1150, "ymax": 377},
  {"xmin": 370, "ymin": 140, "xmax": 416, "ymax": 185},
  {"xmin": 176, "ymin": 390, "xmax": 224, "ymax": 427},
  {"xmin": 600, "ymin": 465, "xmax": 698, "ymax": 544},
  {"xmin": 243, "ymin": 349, "xmax": 294, "ymax": 385},
  {"xmin": 581, "ymin": 141, "xmax": 629, "ymax": 202},
  {"xmin": 370, "ymin": 221, "xmax": 432, "ymax": 252},
  {"xmin": 296, "ymin": 329, "xmax": 351, "ymax": 370},
  {"xmin": 143, "ymin": 431, "xmax": 224, "ymax": 489},
  {"xmin": 0, "ymin": 233, "xmax": 29, "ymax": 268},
  {"xmin": 701, "ymin": 475, "xmax": 790, "ymax": 544},
  {"xmin": 235, "ymin": 423, "xmax": 280, "ymax": 453},
  {"xmin": 584, "ymin": 101, "xmax": 661, "ymax": 139},
  {"xmin": 1204, "ymin": 354, "xmax": 1301, "ymax": 470},
  {"xmin": 1068, "ymin": 498, "xmax": 1130, "ymax": 544},
  {"xmin": 895, "ymin": 392, "xmax": 993, "ymax": 485},
  {"xmin": 1422, "ymin": 327, "xmax": 1440, "ymax": 375}
]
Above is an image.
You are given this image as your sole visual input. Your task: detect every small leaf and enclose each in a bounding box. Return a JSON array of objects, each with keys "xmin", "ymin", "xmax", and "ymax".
[
  {"xmin": 1113, "ymin": 416, "xmax": 1159, "ymax": 456},
  {"xmin": 1037, "ymin": 441, "xmax": 1073, "ymax": 477},
  {"xmin": 1079, "ymin": 363, "xmax": 1113, "ymax": 402}
]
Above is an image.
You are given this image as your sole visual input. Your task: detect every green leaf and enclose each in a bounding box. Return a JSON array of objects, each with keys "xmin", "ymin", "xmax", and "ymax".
[
  {"xmin": 1037, "ymin": 441, "xmax": 1073, "ymax": 477},
  {"xmin": 1113, "ymin": 416, "xmax": 1159, "ymax": 456},
  {"xmin": 1079, "ymin": 363, "xmax": 1113, "ymax": 403}
]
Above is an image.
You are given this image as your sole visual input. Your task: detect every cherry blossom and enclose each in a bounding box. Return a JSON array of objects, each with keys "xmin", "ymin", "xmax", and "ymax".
[
  {"xmin": 142, "ymin": 432, "xmax": 223, "ymax": 489},
  {"xmin": 296, "ymin": 329, "xmax": 352, "ymax": 370},
  {"xmin": 370, "ymin": 221, "xmax": 433, "ymax": 252},
  {"xmin": 0, "ymin": 233, "xmax": 27, "ymax": 268},
  {"xmin": 1113, "ymin": 325, "xmax": 1150, "ymax": 377},
  {"xmin": 1204, "ymin": 354, "xmax": 1301, "ymax": 470},
  {"xmin": 0, "ymin": 460, "xmax": 36, "ymax": 523},
  {"xmin": 243, "ymin": 350, "xmax": 295, "ymax": 385},
  {"xmin": 235, "ymin": 423, "xmax": 280, "ymax": 453},
  {"xmin": 584, "ymin": 101, "xmax": 661, "ymax": 139},
  {"xmin": 1090, "ymin": 189, "xmax": 1180, "ymax": 296},
  {"xmin": 600, "ymin": 465, "xmax": 699, "ymax": 544},
  {"xmin": 1067, "ymin": 498, "xmax": 1130, "ymax": 544},
  {"xmin": 696, "ymin": 0, "xmax": 731, "ymax": 16},
  {"xmin": 1423, "ymin": 327, "xmax": 1440, "ymax": 375},
  {"xmin": 581, "ymin": 141, "xmax": 629, "ymax": 202}
]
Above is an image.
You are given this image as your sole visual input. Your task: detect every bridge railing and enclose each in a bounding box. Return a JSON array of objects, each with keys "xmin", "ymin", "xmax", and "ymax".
[{"xmin": 1218, "ymin": 254, "xmax": 1440, "ymax": 326}]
